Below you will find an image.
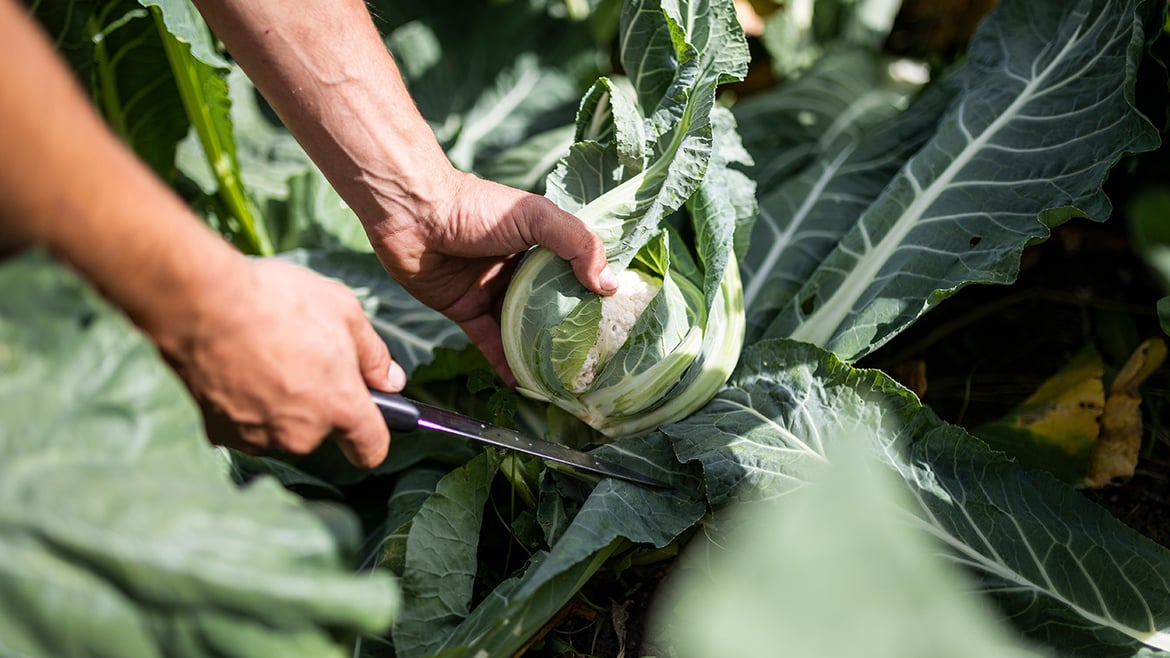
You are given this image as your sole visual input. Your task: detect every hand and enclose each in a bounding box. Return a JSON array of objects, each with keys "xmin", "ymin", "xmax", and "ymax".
[
  {"xmin": 364, "ymin": 170, "xmax": 616, "ymax": 384},
  {"xmin": 158, "ymin": 258, "xmax": 404, "ymax": 468}
]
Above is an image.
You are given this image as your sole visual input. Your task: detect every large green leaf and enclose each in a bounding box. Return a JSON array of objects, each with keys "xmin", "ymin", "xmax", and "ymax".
[
  {"xmin": 740, "ymin": 67, "xmax": 951, "ymax": 342},
  {"xmin": 372, "ymin": 0, "xmax": 605, "ymax": 174},
  {"xmin": 405, "ymin": 434, "xmax": 704, "ymax": 658},
  {"xmin": 661, "ymin": 339, "xmax": 1170, "ymax": 655},
  {"xmin": 0, "ymin": 251, "xmax": 397, "ymax": 657},
  {"xmin": 144, "ymin": 0, "xmax": 271, "ymax": 255},
  {"xmin": 28, "ymin": 0, "xmax": 189, "ymax": 180},
  {"xmin": 390, "ymin": 452, "xmax": 501, "ymax": 658},
  {"xmin": 476, "ymin": 124, "xmax": 577, "ymax": 193},
  {"xmin": 732, "ymin": 48, "xmax": 915, "ymax": 192},
  {"xmin": 179, "ymin": 66, "xmax": 371, "ymax": 254},
  {"xmin": 758, "ymin": 0, "xmax": 1160, "ymax": 360}
]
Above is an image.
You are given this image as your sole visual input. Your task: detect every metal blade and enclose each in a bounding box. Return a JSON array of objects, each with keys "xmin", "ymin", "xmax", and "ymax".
[{"xmin": 410, "ymin": 400, "xmax": 671, "ymax": 489}]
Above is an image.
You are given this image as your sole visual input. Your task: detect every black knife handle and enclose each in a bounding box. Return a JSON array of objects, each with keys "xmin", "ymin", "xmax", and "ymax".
[{"xmin": 370, "ymin": 389, "xmax": 421, "ymax": 432}]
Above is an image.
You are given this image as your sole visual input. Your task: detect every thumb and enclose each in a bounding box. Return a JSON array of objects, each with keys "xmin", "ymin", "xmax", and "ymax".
[
  {"xmin": 519, "ymin": 196, "xmax": 617, "ymax": 296},
  {"xmin": 336, "ymin": 314, "xmax": 400, "ymax": 469},
  {"xmin": 349, "ymin": 311, "xmax": 406, "ymax": 391}
]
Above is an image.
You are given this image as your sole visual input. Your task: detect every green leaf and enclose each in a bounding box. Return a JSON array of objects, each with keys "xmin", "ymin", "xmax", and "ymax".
[
  {"xmin": 392, "ymin": 451, "xmax": 501, "ymax": 658},
  {"xmin": 420, "ymin": 434, "xmax": 704, "ymax": 658},
  {"xmin": 740, "ymin": 72, "xmax": 950, "ymax": 343},
  {"xmin": 30, "ymin": 1, "xmax": 189, "ymax": 180},
  {"xmin": 145, "ymin": 0, "xmax": 272, "ymax": 255},
  {"xmin": 574, "ymin": 75, "xmax": 648, "ymax": 168},
  {"xmin": 219, "ymin": 66, "xmax": 316, "ymax": 201},
  {"xmin": 224, "ymin": 451, "xmax": 344, "ymax": 500},
  {"xmin": 375, "ymin": 1, "xmax": 603, "ymax": 173},
  {"xmin": 187, "ymin": 68, "xmax": 367, "ymax": 255},
  {"xmin": 443, "ymin": 53, "xmax": 582, "ymax": 172},
  {"xmin": 551, "ymin": 294, "xmax": 604, "ymax": 391},
  {"xmin": 545, "ymin": 0, "xmax": 749, "ymax": 267},
  {"xmin": 138, "ymin": 0, "xmax": 227, "ymax": 68},
  {"xmin": 476, "ymin": 124, "xmax": 577, "ymax": 193},
  {"xmin": 0, "ymin": 251, "xmax": 397, "ymax": 657},
  {"xmin": 662, "ymin": 339, "xmax": 1170, "ymax": 654},
  {"xmin": 760, "ymin": 0, "xmax": 1161, "ymax": 360},
  {"xmin": 428, "ymin": 547, "xmax": 619, "ymax": 658},
  {"xmin": 733, "ymin": 47, "xmax": 923, "ymax": 310},
  {"xmin": 1160, "ymin": 297, "xmax": 1170, "ymax": 336},
  {"xmin": 97, "ymin": 2, "xmax": 189, "ymax": 179},
  {"xmin": 655, "ymin": 445, "xmax": 1041, "ymax": 658},
  {"xmin": 372, "ymin": 466, "xmax": 447, "ymax": 577},
  {"xmin": 277, "ymin": 171, "xmax": 372, "ymax": 253}
]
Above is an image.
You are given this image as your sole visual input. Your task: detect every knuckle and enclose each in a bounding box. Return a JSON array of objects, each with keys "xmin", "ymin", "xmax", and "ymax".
[{"xmin": 340, "ymin": 291, "xmax": 368, "ymax": 320}]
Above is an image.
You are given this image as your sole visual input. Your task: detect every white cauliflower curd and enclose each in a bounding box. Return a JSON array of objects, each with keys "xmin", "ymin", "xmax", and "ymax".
[{"xmin": 569, "ymin": 269, "xmax": 661, "ymax": 393}]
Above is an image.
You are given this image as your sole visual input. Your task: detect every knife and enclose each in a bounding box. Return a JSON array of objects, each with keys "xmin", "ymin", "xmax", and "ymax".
[{"xmin": 370, "ymin": 389, "xmax": 670, "ymax": 489}]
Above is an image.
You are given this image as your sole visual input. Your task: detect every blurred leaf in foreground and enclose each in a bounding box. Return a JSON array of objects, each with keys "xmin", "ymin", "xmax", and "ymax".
[
  {"xmin": 650, "ymin": 440, "xmax": 1042, "ymax": 658},
  {"xmin": 0, "ymin": 250, "xmax": 398, "ymax": 658}
]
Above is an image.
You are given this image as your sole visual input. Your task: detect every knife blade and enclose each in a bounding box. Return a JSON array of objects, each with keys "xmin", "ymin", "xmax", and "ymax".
[{"xmin": 370, "ymin": 389, "xmax": 670, "ymax": 489}]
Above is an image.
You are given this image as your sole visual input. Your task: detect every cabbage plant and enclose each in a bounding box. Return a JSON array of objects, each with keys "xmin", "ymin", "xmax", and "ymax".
[{"xmin": 501, "ymin": 0, "xmax": 755, "ymax": 437}]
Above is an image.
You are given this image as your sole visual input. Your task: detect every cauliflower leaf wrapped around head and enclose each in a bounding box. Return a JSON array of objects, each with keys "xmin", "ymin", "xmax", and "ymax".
[{"xmin": 501, "ymin": 0, "xmax": 752, "ymax": 437}]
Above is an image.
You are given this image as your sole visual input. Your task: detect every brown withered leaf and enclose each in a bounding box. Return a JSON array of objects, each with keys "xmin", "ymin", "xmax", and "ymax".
[{"xmin": 1084, "ymin": 338, "xmax": 1168, "ymax": 489}]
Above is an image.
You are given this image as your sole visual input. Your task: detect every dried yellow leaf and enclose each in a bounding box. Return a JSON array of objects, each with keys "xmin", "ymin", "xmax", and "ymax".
[{"xmin": 1084, "ymin": 338, "xmax": 1167, "ymax": 488}]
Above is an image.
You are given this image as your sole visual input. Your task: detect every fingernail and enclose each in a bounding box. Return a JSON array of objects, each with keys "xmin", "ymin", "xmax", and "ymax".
[
  {"xmin": 387, "ymin": 361, "xmax": 407, "ymax": 390},
  {"xmin": 599, "ymin": 265, "xmax": 618, "ymax": 293}
]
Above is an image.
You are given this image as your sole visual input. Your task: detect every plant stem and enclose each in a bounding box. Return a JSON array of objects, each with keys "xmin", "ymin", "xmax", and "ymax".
[{"xmin": 152, "ymin": 8, "xmax": 272, "ymax": 256}]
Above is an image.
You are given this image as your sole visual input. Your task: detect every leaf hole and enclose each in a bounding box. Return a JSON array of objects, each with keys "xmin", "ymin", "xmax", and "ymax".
[
  {"xmin": 800, "ymin": 295, "xmax": 817, "ymax": 315},
  {"xmin": 969, "ymin": 235, "xmax": 983, "ymax": 247}
]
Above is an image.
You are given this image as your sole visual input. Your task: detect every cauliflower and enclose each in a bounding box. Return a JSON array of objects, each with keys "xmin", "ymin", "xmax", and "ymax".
[{"xmin": 569, "ymin": 269, "xmax": 661, "ymax": 394}]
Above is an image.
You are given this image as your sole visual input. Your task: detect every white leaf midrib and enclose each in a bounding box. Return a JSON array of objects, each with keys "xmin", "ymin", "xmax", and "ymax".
[{"xmin": 787, "ymin": 9, "xmax": 1104, "ymax": 350}]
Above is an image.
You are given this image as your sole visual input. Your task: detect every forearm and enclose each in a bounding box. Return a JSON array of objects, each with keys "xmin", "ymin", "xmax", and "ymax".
[
  {"xmin": 190, "ymin": 0, "xmax": 454, "ymax": 232},
  {"xmin": 0, "ymin": 0, "xmax": 243, "ymax": 351}
]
